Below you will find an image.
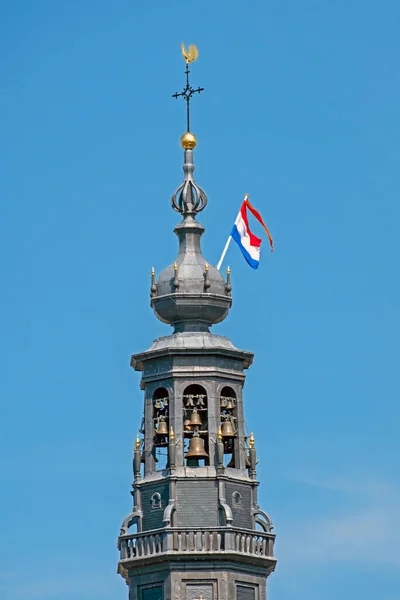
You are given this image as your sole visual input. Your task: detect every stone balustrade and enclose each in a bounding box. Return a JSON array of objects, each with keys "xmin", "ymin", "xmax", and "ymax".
[{"xmin": 119, "ymin": 527, "xmax": 274, "ymax": 561}]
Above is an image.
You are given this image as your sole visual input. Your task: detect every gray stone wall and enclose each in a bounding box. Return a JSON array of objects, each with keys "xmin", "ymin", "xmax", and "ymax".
[
  {"xmin": 141, "ymin": 481, "xmax": 169, "ymax": 531},
  {"xmin": 236, "ymin": 585, "xmax": 256, "ymax": 600},
  {"xmin": 226, "ymin": 482, "xmax": 253, "ymax": 529},
  {"xmin": 175, "ymin": 480, "xmax": 218, "ymax": 528},
  {"xmin": 186, "ymin": 583, "xmax": 213, "ymax": 600}
]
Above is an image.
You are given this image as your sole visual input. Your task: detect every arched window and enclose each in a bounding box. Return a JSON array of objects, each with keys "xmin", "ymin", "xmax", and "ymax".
[
  {"xmin": 232, "ymin": 491, "xmax": 242, "ymax": 508},
  {"xmin": 220, "ymin": 386, "xmax": 237, "ymax": 467},
  {"xmin": 183, "ymin": 384, "xmax": 208, "ymax": 467},
  {"xmin": 153, "ymin": 388, "xmax": 169, "ymax": 471},
  {"xmin": 151, "ymin": 492, "xmax": 162, "ymax": 509}
]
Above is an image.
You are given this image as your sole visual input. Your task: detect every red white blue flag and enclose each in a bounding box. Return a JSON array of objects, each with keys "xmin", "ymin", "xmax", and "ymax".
[{"xmin": 230, "ymin": 195, "xmax": 274, "ymax": 269}]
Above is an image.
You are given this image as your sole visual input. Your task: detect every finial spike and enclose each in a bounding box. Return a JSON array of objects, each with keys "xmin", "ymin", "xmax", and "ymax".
[
  {"xmin": 249, "ymin": 433, "xmax": 255, "ymax": 449},
  {"xmin": 225, "ymin": 265, "xmax": 232, "ymax": 296},
  {"xmin": 173, "ymin": 43, "xmax": 204, "ymax": 133},
  {"xmin": 204, "ymin": 261, "xmax": 211, "ymax": 291},
  {"xmin": 173, "ymin": 262, "xmax": 180, "ymax": 290},
  {"xmin": 170, "ymin": 426, "xmax": 175, "ymax": 441},
  {"xmin": 134, "ymin": 435, "xmax": 141, "ymax": 451},
  {"xmin": 151, "ymin": 267, "xmax": 157, "ymax": 298}
]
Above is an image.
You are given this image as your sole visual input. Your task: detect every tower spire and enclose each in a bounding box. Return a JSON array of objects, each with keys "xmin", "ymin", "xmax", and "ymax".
[
  {"xmin": 171, "ymin": 43, "xmax": 207, "ymax": 217},
  {"xmin": 173, "ymin": 43, "xmax": 204, "ymax": 134}
]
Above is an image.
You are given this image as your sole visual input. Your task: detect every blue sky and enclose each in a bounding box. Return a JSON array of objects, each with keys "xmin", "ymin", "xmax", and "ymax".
[{"xmin": 1, "ymin": 1, "xmax": 399, "ymax": 598}]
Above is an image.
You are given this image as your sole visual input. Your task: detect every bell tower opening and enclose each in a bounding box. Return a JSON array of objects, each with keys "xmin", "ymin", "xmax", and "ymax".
[
  {"xmin": 153, "ymin": 387, "xmax": 169, "ymax": 471},
  {"xmin": 220, "ymin": 386, "xmax": 237, "ymax": 467},
  {"xmin": 183, "ymin": 384, "xmax": 209, "ymax": 467}
]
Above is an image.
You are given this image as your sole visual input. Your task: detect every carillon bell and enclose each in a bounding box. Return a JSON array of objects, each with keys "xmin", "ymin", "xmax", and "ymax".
[
  {"xmin": 156, "ymin": 418, "xmax": 168, "ymax": 435},
  {"xmin": 185, "ymin": 433, "xmax": 209, "ymax": 459},
  {"xmin": 221, "ymin": 419, "xmax": 235, "ymax": 438},
  {"xmin": 184, "ymin": 419, "xmax": 192, "ymax": 431},
  {"xmin": 189, "ymin": 408, "xmax": 202, "ymax": 427},
  {"xmin": 225, "ymin": 398, "xmax": 234, "ymax": 410},
  {"xmin": 197, "ymin": 394, "xmax": 206, "ymax": 408},
  {"xmin": 154, "ymin": 399, "xmax": 163, "ymax": 409},
  {"xmin": 185, "ymin": 394, "xmax": 195, "ymax": 408}
]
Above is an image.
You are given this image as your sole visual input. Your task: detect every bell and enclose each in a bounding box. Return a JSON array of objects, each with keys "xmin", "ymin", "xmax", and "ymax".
[
  {"xmin": 221, "ymin": 419, "xmax": 235, "ymax": 438},
  {"xmin": 184, "ymin": 419, "xmax": 192, "ymax": 431},
  {"xmin": 225, "ymin": 398, "xmax": 234, "ymax": 411},
  {"xmin": 185, "ymin": 434, "xmax": 209, "ymax": 459},
  {"xmin": 185, "ymin": 394, "xmax": 195, "ymax": 408},
  {"xmin": 197, "ymin": 394, "xmax": 206, "ymax": 408},
  {"xmin": 154, "ymin": 399, "xmax": 163, "ymax": 409},
  {"xmin": 156, "ymin": 419, "xmax": 168, "ymax": 435},
  {"xmin": 189, "ymin": 409, "xmax": 202, "ymax": 427}
]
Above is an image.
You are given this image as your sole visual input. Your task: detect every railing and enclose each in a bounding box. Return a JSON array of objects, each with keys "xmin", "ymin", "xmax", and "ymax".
[
  {"xmin": 120, "ymin": 532, "xmax": 163, "ymax": 559},
  {"xmin": 233, "ymin": 531, "xmax": 272, "ymax": 556},
  {"xmin": 173, "ymin": 529, "xmax": 224, "ymax": 552},
  {"xmin": 119, "ymin": 527, "xmax": 274, "ymax": 561}
]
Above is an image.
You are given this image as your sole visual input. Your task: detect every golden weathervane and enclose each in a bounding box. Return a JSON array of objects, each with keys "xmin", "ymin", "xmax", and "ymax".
[
  {"xmin": 181, "ymin": 43, "xmax": 199, "ymax": 64},
  {"xmin": 173, "ymin": 43, "xmax": 204, "ymax": 142}
]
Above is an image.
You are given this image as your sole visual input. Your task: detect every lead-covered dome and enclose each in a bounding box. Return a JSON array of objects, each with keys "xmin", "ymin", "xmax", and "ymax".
[
  {"xmin": 151, "ymin": 215, "xmax": 231, "ymax": 332},
  {"xmin": 150, "ymin": 148, "xmax": 232, "ymax": 333}
]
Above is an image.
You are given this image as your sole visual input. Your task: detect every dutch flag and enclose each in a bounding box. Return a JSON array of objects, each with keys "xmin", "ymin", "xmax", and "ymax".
[{"xmin": 217, "ymin": 195, "xmax": 274, "ymax": 270}]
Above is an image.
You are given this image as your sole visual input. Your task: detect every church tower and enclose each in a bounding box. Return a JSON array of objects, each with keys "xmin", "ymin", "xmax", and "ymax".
[{"xmin": 117, "ymin": 47, "xmax": 276, "ymax": 600}]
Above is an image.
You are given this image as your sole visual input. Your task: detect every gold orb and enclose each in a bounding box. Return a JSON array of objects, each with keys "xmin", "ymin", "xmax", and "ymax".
[{"xmin": 180, "ymin": 131, "xmax": 197, "ymax": 149}]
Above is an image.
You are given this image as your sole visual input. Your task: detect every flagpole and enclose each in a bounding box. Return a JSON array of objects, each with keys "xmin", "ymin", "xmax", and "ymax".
[{"xmin": 216, "ymin": 235, "xmax": 232, "ymax": 271}]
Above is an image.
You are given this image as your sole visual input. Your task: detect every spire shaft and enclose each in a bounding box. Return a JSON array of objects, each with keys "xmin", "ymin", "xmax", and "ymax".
[{"xmin": 172, "ymin": 53, "xmax": 204, "ymax": 133}]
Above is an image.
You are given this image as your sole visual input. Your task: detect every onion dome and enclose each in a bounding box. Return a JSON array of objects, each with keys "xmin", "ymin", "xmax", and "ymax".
[{"xmin": 151, "ymin": 143, "xmax": 232, "ymax": 333}]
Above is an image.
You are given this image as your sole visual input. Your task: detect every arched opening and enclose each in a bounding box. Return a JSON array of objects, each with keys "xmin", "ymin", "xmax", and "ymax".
[
  {"xmin": 220, "ymin": 386, "xmax": 237, "ymax": 467},
  {"xmin": 153, "ymin": 387, "xmax": 169, "ymax": 470},
  {"xmin": 254, "ymin": 510, "xmax": 273, "ymax": 533},
  {"xmin": 232, "ymin": 491, "xmax": 242, "ymax": 508},
  {"xmin": 183, "ymin": 384, "xmax": 209, "ymax": 467},
  {"xmin": 151, "ymin": 492, "xmax": 162, "ymax": 510},
  {"xmin": 127, "ymin": 518, "xmax": 139, "ymax": 533}
]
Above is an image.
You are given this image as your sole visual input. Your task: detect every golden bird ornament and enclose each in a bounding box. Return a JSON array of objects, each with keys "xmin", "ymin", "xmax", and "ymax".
[{"xmin": 181, "ymin": 43, "xmax": 199, "ymax": 63}]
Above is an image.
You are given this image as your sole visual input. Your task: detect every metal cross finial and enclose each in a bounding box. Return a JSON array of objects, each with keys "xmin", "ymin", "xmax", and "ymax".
[{"xmin": 173, "ymin": 44, "xmax": 204, "ymax": 132}]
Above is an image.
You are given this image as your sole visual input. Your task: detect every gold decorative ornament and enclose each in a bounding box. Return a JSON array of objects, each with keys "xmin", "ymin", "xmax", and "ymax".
[
  {"xmin": 170, "ymin": 426, "xmax": 175, "ymax": 441},
  {"xmin": 180, "ymin": 131, "xmax": 197, "ymax": 149},
  {"xmin": 181, "ymin": 43, "xmax": 199, "ymax": 64},
  {"xmin": 249, "ymin": 433, "xmax": 255, "ymax": 448},
  {"xmin": 134, "ymin": 435, "xmax": 141, "ymax": 451}
]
